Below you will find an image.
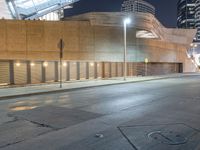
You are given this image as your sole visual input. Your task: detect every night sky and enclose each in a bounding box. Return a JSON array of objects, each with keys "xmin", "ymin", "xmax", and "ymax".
[{"xmin": 65, "ymin": 0, "xmax": 178, "ymax": 28}]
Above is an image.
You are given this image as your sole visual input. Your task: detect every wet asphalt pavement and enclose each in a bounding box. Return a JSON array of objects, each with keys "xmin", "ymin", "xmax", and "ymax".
[{"xmin": 0, "ymin": 75, "xmax": 200, "ymax": 150}]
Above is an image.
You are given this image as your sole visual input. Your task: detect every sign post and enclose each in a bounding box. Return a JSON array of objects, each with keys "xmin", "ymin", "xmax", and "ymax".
[{"xmin": 58, "ymin": 39, "xmax": 64, "ymax": 88}]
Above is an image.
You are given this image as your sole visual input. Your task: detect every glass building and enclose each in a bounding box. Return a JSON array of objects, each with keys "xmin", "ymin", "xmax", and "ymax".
[
  {"xmin": 1, "ymin": 0, "xmax": 79, "ymax": 20},
  {"xmin": 178, "ymin": 0, "xmax": 200, "ymax": 67},
  {"xmin": 177, "ymin": 0, "xmax": 196, "ymax": 29},
  {"xmin": 0, "ymin": 0, "xmax": 12, "ymax": 19},
  {"xmin": 195, "ymin": 0, "xmax": 200, "ymax": 40},
  {"xmin": 121, "ymin": 0, "xmax": 155, "ymax": 15}
]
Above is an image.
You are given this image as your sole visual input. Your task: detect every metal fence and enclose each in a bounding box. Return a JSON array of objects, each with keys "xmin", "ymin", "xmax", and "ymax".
[{"xmin": 0, "ymin": 60, "xmax": 182, "ymax": 86}]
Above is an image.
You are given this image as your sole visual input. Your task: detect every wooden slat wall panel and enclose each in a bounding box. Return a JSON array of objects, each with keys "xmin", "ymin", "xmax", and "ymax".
[
  {"xmin": 70, "ymin": 62, "xmax": 77, "ymax": 80},
  {"xmin": 0, "ymin": 61, "xmax": 9, "ymax": 84},
  {"xmin": 137, "ymin": 63, "xmax": 145, "ymax": 76},
  {"xmin": 104, "ymin": 62, "xmax": 110, "ymax": 78},
  {"xmin": 111, "ymin": 63, "xmax": 116, "ymax": 77},
  {"xmin": 97, "ymin": 62, "xmax": 102, "ymax": 78},
  {"xmin": 46, "ymin": 62, "xmax": 55, "ymax": 82},
  {"xmin": 89, "ymin": 62, "xmax": 94, "ymax": 79},
  {"xmin": 58, "ymin": 62, "xmax": 67, "ymax": 81},
  {"xmin": 62, "ymin": 64, "xmax": 67, "ymax": 81},
  {"xmin": 132, "ymin": 63, "xmax": 137, "ymax": 76},
  {"xmin": 14, "ymin": 62, "xmax": 27, "ymax": 84},
  {"xmin": 127, "ymin": 62, "xmax": 133, "ymax": 76},
  {"xmin": 31, "ymin": 62, "xmax": 42, "ymax": 83},
  {"xmin": 80, "ymin": 62, "xmax": 86, "ymax": 80},
  {"xmin": 117, "ymin": 63, "xmax": 123, "ymax": 77}
]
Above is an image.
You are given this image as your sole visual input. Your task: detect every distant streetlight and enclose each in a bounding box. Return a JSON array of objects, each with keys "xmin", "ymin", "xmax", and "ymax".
[
  {"xmin": 190, "ymin": 43, "xmax": 198, "ymax": 57},
  {"xmin": 123, "ymin": 18, "xmax": 131, "ymax": 81}
]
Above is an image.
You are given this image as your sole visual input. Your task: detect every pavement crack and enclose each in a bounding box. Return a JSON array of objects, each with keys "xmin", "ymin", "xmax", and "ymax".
[
  {"xmin": 0, "ymin": 140, "xmax": 24, "ymax": 149},
  {"xmin": 117, "ymin": 126, "xmax": 138, "ymax": 150},
  {"xmin": 10, "ymin": 115, "xmax": 58, "ymax": 130},
  {"xmin": 1, "ymin": 116, "xmax": 18, "ymax": 125},
  {"xmin": 28, "ymin": 120, "xmax": 58, "ymax": 130}
]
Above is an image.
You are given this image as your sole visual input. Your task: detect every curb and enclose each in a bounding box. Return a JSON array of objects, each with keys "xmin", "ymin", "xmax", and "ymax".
[{"xmin": 0, "ymin": 75, "xmax": 192, "ymax": 100}]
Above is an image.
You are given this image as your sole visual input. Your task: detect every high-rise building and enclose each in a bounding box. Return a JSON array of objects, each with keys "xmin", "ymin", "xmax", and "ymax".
[
  {"xmin": 177, "ymin": 0, "xmax": 196, "ymax": 29},
  {"xmin": 195, "ymin": 0, "xmax": 200, "ymax": 40},
  {"xmin": 177, "ymin": 0, "xmax": 200, "ymax": 41},
  {"xmin": 121, "ymin": 0, "xmax": 155, "ymax": 15},
  {"xmin": 177, "ymin": 0, "xmax": 200, "ymax": 67}
]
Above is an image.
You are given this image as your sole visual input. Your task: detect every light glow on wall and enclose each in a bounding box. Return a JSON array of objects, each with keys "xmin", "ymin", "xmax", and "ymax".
[
  {"xmin": 16, "ymin": 62, "xmax": 21, "ymax": 67},
  {"xmin": 136, "ymin": 30, "xmax": 158, "ymax": 39},
  {"xmin": 30, "ymin": 62, "xmax": 35, "ymax": 67},
  {"xmin": 43, "ymin": 62, "xmax": 48, "ymax": 67},
  {"xmin": 90, "ymin": 63, "xmax": 94, "ymax": 67},
  {"xmin": 63, "ymin": 62, "xmax": 67, "ymax": 67}
]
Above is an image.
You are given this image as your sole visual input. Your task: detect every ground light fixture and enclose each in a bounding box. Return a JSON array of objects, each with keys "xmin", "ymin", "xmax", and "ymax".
[
  {"xmin": 30, "ymin": 62, "xmax": 35, "ymax": 67},
  {"xmin": 123, "ymin": 17, "xmax": 131, "ymax": 81},
  {"xmin": 63, "ymin": 62, "xmax": 67, "ymax": 67},
  {"xmin": 16, "ymin": 62, "xmax": 21, "ymax": 67},
  {"xmin": 90, "ymin": 62, "xmax": 94, "ymax": 67}
]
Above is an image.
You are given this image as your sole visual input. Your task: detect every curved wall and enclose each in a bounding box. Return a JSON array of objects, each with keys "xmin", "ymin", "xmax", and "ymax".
[{"xmin": 0, "ymin": 12, "xmax": 197, "ymax": 72}]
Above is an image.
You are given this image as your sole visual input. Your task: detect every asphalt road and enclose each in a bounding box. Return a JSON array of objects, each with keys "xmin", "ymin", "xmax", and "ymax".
[{"xmin": 0, "ymin": 75, "xmax": 200, "ymax": 150}]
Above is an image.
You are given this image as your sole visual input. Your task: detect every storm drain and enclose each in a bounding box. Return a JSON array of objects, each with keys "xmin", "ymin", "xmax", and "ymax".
[{"xmin": 118, "ymin": 123, "xmax": 200, "ymax": 150}]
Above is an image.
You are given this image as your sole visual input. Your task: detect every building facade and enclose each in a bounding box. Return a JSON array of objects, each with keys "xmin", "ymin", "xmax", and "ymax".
[
  {"xmin": 121, "ymin": 0, "xmax": 155, "ymax": 15},
  {"xmin": 0, "ymin": 12, "xmax": 196, "ymax": 86}
]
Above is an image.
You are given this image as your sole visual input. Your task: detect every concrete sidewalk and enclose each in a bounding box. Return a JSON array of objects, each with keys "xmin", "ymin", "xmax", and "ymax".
[{"xmin": 0, "ymin": 73, "xmax": 198, "ymax": 100}]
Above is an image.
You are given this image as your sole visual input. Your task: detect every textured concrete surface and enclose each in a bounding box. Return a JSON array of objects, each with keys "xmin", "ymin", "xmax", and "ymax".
[{"xmin": 0, "ymin": 75, "xmax": 200, "ymax": 149}]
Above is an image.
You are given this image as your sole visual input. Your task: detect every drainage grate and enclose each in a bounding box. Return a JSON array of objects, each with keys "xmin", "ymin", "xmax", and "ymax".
[{"xmin": 148, "ymin": 130, "xmax": 187, "ymax": 145}]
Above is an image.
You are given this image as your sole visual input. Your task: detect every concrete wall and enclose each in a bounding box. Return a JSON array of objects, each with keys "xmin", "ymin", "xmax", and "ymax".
[{"xmin": 0, "ymin": 19, "xmax": 196, "ymax": 72}]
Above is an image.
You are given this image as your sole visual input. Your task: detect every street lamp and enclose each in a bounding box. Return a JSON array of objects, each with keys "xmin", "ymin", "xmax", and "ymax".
[{"xmin": 123, "ymin": 18, "xmax": 131, "ymax": 81}]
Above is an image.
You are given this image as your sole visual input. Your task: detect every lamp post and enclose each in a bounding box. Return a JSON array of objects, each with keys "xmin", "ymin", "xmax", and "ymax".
[{"xmin": 123, "ymin": 18, "xmax": 131, "ymax": 81}]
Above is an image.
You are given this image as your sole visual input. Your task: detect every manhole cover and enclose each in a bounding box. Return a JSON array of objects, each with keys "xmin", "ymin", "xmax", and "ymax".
[
  {"xmin": 148, "ymin": 131, "xmax": 187, "ymax": 145},
  {"xmin": 118, "ymin": 123, "xmax": 200, "ymax": 150}
]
